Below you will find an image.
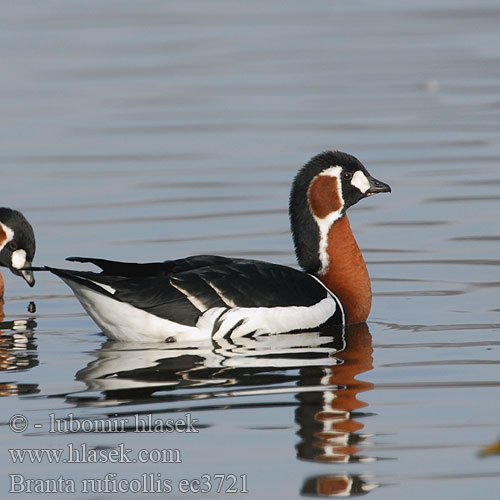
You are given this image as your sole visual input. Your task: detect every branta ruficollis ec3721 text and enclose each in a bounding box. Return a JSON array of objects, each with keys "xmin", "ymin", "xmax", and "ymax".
[{"xmin": 46, "ymin": 151, "xmax": 390, "ymax": 342}]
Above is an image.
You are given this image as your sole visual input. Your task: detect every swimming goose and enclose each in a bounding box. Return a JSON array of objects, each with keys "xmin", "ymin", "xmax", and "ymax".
[
  {"xmin": 0, "ymin": 208, "xmax": 36, "ymax": 296},
  {"xmin": 47, "ymin": 151, "xmax": 390, "ymax": 342}
]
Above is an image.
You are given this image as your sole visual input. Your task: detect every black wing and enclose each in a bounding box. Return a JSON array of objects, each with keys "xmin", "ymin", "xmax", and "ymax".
[
  {"xmin": 56, "ymin": 255, "xmax": 333, "ymax": 327},
  {"xmin": 66, "ymin": 256, "xmax": 176, "ymax": 277}
]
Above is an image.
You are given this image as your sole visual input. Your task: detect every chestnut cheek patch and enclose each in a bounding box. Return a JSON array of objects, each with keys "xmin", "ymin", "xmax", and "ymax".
[
  {"xmin": 308, "ymin": 175, "xmax": 343, "ymax": 219},
  {"xmin": 0, "ymin": 224, "xmax": 7, "ymax": 251}
]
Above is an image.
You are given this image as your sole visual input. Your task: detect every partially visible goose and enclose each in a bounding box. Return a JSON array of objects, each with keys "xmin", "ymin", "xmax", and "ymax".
[{"xmin": 0, "ymin": 208, "xmax": 36, "ymax": 296}]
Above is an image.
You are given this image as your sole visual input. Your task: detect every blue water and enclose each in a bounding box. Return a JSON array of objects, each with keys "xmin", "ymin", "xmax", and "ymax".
[{"xmin": 1, "ymin": 1, "xmax": 500, "ymax": 498}]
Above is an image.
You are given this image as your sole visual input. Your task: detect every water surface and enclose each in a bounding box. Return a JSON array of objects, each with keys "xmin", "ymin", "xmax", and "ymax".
[{"xmin": 1, "ymin": 1, "xmax": 500, "ymax": 498}]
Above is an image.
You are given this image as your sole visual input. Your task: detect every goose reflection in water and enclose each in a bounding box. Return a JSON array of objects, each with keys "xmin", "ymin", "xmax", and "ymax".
[
  {"xmin": 69, "ymin": 323, "xmax": 380, "ymax": 497},
  {"xmin": 0, "ymin": 301, "xmax": 39, "ymax": 395},
  {"xmin": 298, "ymin": 323, "xmax": 380, "ymax": 497}
]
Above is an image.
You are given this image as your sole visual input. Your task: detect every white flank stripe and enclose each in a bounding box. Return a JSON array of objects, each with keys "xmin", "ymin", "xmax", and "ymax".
[
  {"xmin": 89, "ymin": 280, "xmax": 116, "ymax": 295},
  {"xmin": 204, "ymin": 281, "xmax": 238, "ymax": 307},
  {"xmin": 170, "ymin": 280, "xmax": 207, "ymax": 312}
]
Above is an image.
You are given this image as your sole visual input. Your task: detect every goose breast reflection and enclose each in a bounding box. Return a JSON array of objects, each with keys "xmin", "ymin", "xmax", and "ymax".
[{"xmin": 45, "ymin": 151, "xmax": 390, "ymax": 342}]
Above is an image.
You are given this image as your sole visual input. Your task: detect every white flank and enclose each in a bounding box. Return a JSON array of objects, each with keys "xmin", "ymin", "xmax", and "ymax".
[
  {"xmin": 11, "ymin": 249, "xmax": 26, "ymax": 269},
  {"xmin": 61, "ymin": 278, "xmax": 208, "ymax": 342},
  {"xmin": 204, "ymin": 294, "xmax": 340, "ymax": 340},
  {"xmin": 60, "ymin": 274, "xmax": 343, "ymax": 343},
  {"xmin": 351, "ymin": 170, "xmax": 370, "ymax": 193}
]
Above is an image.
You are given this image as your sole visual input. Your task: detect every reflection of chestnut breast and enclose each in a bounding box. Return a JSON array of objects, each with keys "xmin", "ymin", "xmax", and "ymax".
[{"xmin": 295, "ymin": 323, "xmax": 374, "ymax": 464}]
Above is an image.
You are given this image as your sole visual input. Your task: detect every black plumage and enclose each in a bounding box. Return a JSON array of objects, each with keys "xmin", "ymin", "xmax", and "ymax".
[{"xmin": 49, "ymin": 255, "xmax": 341, "ymax": 327}]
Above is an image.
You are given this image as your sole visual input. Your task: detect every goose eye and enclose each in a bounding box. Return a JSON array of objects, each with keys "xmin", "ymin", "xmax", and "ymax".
[
  {"xmin": 342, "ymin": 171, "xmax": 353, "ymax": 181},
  {"xmin": 8, "ymin": 241, "xmax": 18, "ymax": 251}
]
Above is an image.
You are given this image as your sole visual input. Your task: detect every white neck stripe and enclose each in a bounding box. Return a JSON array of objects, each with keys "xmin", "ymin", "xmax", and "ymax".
[{"xmin": 310, "ymin": 166, "xmax": 344, "ymax": 274}]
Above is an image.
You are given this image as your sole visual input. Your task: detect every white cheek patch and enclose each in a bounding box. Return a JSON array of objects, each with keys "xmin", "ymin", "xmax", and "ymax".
[
  {"xmin": 11, "ymin": 249, "xmax": 27, "ymax": 270},
  {"xmin": 351, "ymin": 170, "xmax": 371, "ymax": 194}
]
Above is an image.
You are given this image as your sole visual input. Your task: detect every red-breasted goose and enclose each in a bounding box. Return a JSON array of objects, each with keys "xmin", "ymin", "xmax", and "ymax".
[{"xmin": 46, "ymin": 151, "xmax": 390, "ymax": 342}]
